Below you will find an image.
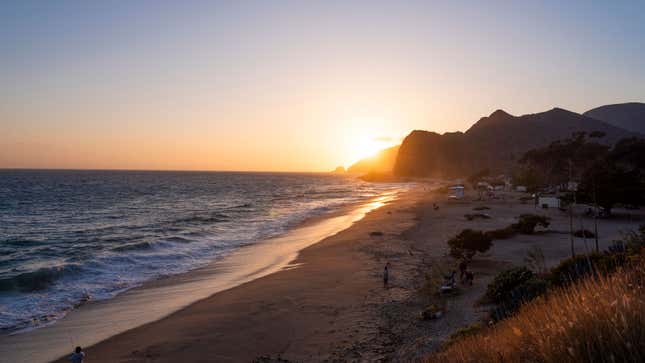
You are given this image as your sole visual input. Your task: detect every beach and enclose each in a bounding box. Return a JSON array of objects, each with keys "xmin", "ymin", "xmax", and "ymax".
[
  {"xmin": 54, "ymin": 186, "xmax": 644, "ymax": 362},
  {"xmin": 4, "ymin": 184, "xmax": 642, "ymax": 362}
]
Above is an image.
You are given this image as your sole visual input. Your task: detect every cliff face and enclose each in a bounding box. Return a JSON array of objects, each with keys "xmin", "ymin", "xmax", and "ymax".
[
  {"xmin": 393, "ymin": 108, "xmax": 635, "ymax": 178},
  {"xmin": 584, "ymin": 102, "xmax": 645, "ymax": 135}
]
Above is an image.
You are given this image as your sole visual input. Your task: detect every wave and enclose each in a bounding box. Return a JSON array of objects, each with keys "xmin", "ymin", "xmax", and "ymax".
[
  {"xmin": 0, "ymin": 264, "xmax": 82, "ymax": 292},
  {"xmin": 170, "ymin": 212, "xmax": 231, "ymax": 225},
  {"xmin": 111, "ymin": 241, "xmax": 155, "ymax": 252},
  {"xmin": 0, "ymin": 238, "xmax": 44, "ymax": 247}
]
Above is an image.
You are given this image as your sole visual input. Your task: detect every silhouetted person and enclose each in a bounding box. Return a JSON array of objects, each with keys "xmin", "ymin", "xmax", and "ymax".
[
  {"xmin": 464, "ymin": 270, "xmax": 474, "ymax": 286},
  {"xmin": 70, "ymin": 346, "xmax": 84, "ymax": 363},
  {"xmin": 383, "ymin": 263, "xmax": 390, "ymax": 288},
  {"xmin": 459, "ymin": 260, "xmax": 468, "ymax": 282}
]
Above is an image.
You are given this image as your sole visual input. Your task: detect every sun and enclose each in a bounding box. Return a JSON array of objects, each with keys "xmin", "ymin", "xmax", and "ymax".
[{"xmin": 346, "ymin": 135, "xmax": 395, "ymax": 166}]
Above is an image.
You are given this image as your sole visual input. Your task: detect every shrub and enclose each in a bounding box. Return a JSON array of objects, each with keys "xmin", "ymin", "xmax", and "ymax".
[
  {"xmin": 426, "ymin": 258, "xmax": 645, "ymax": 363},
  {"xmin": 573, "ymin": 229, "xmax": 596, "ymax": 238},
  {"xmin": 548, "ymin": 253, "xmax": 626, "ymax": 286},
  {"xmin": 484, "ymin": 215, "xmax": 551, "ymax": 241},
  {"xmin": 491, "ymin": 278, "xmax": 548, "ymax": 321},
  {"xmin": 464, "ymin": 213, "xmax": 491, "ymax": 221},
  {"xmin": 473, "ymin": 206, "xmax": 490, "ymax": 211},
  {"xmin": 513, "ymin": 214, "xmax": 550, "ymax": 234},
  {"xmin": 485, "ymin": 267, "xmax": 535, "ymax": 304},
  {"xmin": 448, "ymin": 229, "xmax": 493, "ymax": 261}
]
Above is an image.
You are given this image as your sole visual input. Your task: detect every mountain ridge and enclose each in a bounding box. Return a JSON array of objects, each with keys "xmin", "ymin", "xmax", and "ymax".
[
  {"xmin": 583, "ymin": 102, "xmax": 645, "ymax": 135},
  {"xmin": 393, "ymin": 107, "xmax": 636, "ymax": 178}
]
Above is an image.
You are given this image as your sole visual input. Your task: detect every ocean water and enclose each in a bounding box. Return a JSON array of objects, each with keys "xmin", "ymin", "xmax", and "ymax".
[{"xmin": 0, "ymin": 170, "xmax": 401, "ymax": 333}]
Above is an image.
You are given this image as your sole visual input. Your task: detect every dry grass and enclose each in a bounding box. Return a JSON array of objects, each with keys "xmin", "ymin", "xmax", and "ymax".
[{"xmin": 426, "ymin": 256, "xmax": 645, "ymax": 363}]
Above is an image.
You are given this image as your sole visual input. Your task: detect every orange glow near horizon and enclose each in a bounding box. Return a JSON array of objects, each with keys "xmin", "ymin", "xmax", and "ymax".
[
  {"xmin": 4, "ymin": 2, "xmax": 642, "ymax": 172},
  {"xmin": 345, "ymin": 134, "xmax": 397, "ymax": 167}
]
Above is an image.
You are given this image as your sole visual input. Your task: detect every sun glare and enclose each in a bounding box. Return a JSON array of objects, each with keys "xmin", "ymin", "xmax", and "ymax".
[{"xmin": 346, "ymin": 135, "xmax": 394, "ymax": 167}]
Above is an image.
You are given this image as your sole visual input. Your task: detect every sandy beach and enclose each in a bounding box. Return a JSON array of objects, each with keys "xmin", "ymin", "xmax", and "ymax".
[{"xmin": 35, "ymin": 185, "xmax": 642, "ymax": 362}]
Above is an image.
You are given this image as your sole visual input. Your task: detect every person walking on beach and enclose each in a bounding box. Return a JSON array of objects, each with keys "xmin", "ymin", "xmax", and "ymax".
[
  {"xmin": 70, "ymin": 346, "xmax": 85, "ymax": 363},
  {"xmin": 383, "ymin": 263, "xmax": 390, "ymax": 288}
]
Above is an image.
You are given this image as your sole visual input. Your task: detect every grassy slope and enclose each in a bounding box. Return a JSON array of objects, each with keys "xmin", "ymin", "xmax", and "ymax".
[{"xmin": 426, "ymin": 256, "xmax": 645, "ymax": 363}]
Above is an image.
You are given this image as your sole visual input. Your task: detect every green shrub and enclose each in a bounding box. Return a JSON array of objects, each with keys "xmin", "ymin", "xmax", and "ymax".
[
  {"xmin": 485, "ymin": 267, "xmax": 535, "ymax": 304},
  {"xmin": 513, "ymin": 214, "xmax": 550, "ymax": 234},
  {"xmin": 464, "ymin": 213, "xmax": 491, "ymax": 221},
  {"xmin": 492, "ymin": 278, "xmax": 548, "ymax": 321},
  {"xmin": 448, "ymin": 229, "xmax": 493, "ymax": 261},
  {"xmin": 484, "ymin": 215, "xmax": 551, "ymax": 241},
  {"xmin": 548, "ymin": 253, "xmax": 626, "ymax": 286},
  {"xmin": 473, "ymin": 206, "xmax": 490, "ymax": 211}
]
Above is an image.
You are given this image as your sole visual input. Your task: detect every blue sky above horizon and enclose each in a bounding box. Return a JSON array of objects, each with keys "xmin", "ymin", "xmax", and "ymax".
[{"xmin": 2, "ymin": 0, "xmax": 644, "ymax": 171}]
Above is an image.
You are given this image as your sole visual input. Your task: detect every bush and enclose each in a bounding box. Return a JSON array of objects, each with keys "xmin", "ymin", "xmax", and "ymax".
[
  {"xmin": 473, "ymin": 206, "xmax": 490, "ymax": 211},
  {"xmin": 448, "ymin": 229, "xmax": 493, "ymax": 261},
  {"xmin": 485, "ymin": 267, "xmax": 535, "ymax": 304},
  {"xmin": 491, "ymin": 278, "xmax": 548, "ymax": 321},
  {"xmin": 464, "ymin": 213, "xmax": 491, "ymax": 221},
  {"xmin": 573, "ymin": 229, "xmax": 596, "ymax": 238},
  {"xmin": 548, "ymin": 253, "xmax": 626, "ymax": 286},
  {"xmin": 483, "ymin": 215, "xmax": 551, "ymax": 241},
  {"xmin": 513, "ymin": 214, "xmax": 550, "ymax": 234}
]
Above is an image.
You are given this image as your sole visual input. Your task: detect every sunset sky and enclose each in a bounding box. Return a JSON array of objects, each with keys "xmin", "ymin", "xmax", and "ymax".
[{"xmin": 2, "ymin": 1, "xmax": 644, "ymax": 171}]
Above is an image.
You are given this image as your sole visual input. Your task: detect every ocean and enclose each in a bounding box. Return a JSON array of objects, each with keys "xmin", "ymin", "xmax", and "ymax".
[{"xmin": 0, "ymin": 170, "xmax": 402, "ymax": 333}]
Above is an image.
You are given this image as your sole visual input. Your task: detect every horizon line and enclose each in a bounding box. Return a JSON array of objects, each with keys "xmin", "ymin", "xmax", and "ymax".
[{"xmin": 0, "ymin": 167, "xmax": 347, "ymax": 174}]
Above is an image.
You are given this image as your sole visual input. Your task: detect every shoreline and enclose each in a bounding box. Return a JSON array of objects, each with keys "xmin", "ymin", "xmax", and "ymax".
[
  {"xmin": 7, "ymin": 184, "xmax": 640, "ymax": 362},
  {"xmin": 0, "ymin": 188, "xmax": 408, "ymax": 363},
  {"xmin": 53, "ymin": 185, "xmax": 429, "ymax": 362}
]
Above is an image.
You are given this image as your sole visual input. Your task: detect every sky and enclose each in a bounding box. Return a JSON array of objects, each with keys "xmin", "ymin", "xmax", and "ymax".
[{"xmin": 1, "ymin": 0, "xmax": 644, "ymax": 172}]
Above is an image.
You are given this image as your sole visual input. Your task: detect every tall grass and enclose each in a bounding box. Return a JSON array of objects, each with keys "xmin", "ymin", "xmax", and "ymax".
[{"xmin": 427, "ymin": 256, "xmax": 645, "ymax": 363}]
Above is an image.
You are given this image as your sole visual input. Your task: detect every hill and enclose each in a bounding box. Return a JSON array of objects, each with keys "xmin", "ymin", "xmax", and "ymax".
[
  {"xmin": 394, "ymin": 107, "xmax": 635, "ymax": 178},
  {"xmin": 347, "ymin": 145, "xmax": 399, "ymax": 174},
  {"xmin": 584, "ymin": 102, "xmax": 645, "ymax": 135}
]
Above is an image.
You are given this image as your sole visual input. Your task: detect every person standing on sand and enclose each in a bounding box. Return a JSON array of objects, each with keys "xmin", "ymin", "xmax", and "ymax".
[
  {"xmin": 70, "ymin": 346, "xmax": 85, "ymax": 363},
  {"xmin": 383, "ymin": 263, "xmax": 390, "ymax": 288},
  {"xmin": 459, "ymin": 260, "xmax": 468, "ymax": 282}
]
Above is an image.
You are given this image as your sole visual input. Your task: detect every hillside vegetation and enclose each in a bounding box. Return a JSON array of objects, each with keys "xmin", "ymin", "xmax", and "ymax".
[{"xmin": 427, "ymin": 255, "xmax": 645, "ymax": 363}]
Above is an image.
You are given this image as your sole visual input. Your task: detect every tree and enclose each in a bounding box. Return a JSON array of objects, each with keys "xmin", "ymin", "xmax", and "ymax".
[
  {"xmin": 518, "ymin": 132, "xmax": 609, "ymax": 188},
  {"xmin": 514, "ymin": 214, "xmax": 550, "ymax": 234},
  {"xmin": 448, "ymin": 229, "xmax": 493, "ymax": 261},
  {"xmin": 578, "ymin": 162, "xmax": 645, "ymax": 215}
]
